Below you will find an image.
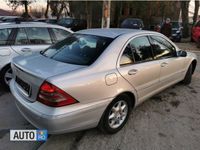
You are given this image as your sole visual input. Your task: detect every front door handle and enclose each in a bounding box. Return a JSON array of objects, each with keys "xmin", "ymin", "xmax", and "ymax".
[
  {"xmin": 128, "ymin": 69, "xmax": 138, "ymax": 75},
  {"xmin": 161, "ymin": 62, "xmax": 168, "ymax": 67},
  {"xmin": 21, "ymin": 48, "xmax": 32, "ymax": 53}
]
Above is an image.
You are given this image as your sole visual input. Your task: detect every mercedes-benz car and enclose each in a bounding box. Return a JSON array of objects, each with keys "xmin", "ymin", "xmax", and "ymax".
[
  {"xmin": 10, "ymin": 29, "xmax": 197, "ymax": 134},
  {"xmin": 0, "ymin": 22, "xmax": 72, "ymax": 89}
]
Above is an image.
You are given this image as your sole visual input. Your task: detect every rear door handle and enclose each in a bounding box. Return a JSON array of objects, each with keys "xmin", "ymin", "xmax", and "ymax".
[
  {"xmin": 161, "ymin": 62, "xmax": 168, "ymax": 67},
  {"xmin": 21, "ymin": 48, "xmax": 32, "ymax": 53},
  {"xmin": 128, "ymin": 69, "xmax": 138, "ymax": 75}
]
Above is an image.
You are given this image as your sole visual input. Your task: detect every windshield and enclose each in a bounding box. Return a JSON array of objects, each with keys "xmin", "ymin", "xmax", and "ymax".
[
  {"xmin": 121, "ymin": 19, "xmax": 142, "ymax": 28},
  {"xmin": 41, "ymin": 34, "xmax": 113, "ymax": 66},
  {"xmin": 172, "ymin": 22, "xmax": 180, "ymax": 28}
]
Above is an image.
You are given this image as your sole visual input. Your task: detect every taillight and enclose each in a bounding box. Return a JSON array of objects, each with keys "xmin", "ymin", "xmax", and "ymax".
[{"xmin": 37, "ymin": 81, "xmax": 78, "ymax": 107}]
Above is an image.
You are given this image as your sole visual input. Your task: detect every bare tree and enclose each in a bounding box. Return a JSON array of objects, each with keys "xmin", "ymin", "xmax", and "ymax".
[
  {"xmin": 181, "ymin": 1, "xmax": 190, "ymax": 38},
  {"xmin": 7, "ymin": 0, "xmax": 33, "ymax": 19},
  {"xmin": 45, "ymin": 0, "xmax": 50, "ymax": 18},
  {"xmin": 193, "ymin": 0, "xmax": 200, "ymax": 24},
  {"xmin": 49, "ymin": 1, "xmax": 69, "ymax": 20}
]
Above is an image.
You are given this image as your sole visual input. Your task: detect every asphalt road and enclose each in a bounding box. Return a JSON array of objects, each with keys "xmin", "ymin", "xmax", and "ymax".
[{"xmin": 0, "ymin": 44, "xmax": 200, "ymax": 150}]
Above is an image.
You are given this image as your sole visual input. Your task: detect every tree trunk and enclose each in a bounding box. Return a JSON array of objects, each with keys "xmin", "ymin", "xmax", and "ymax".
[
  {"xmin": 193, "ymin": 0, "xmax": 199, "ymax": 25},
  {"xmin": 57, "ymin": 2, "xmax": 65, "ymax": 21},
  {"xmin": 45, "ymin": 0, "xmax": 50, "ymax": 18},
  {"xmin": 101, "ymin": 0, "xmax": 111, "ymax": 28},
  {"xmin": 24, "ymin": 0, "xmax": 29, "ymax": 19},
  {"xmin": 85, "ymin": 1, "xmax": 91, "ymax": 28},
  {"xmin": 181, "ymin": 1, "xmax": 190, "ymax": 38}
]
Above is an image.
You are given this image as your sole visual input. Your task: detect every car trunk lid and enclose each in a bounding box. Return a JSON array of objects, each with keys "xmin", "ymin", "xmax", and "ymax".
[{"xmin": 12, "ymin": 54, "xmax": 85, "ymax": 102}]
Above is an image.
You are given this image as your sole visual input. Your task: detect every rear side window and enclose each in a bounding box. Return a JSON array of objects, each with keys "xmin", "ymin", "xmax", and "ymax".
[
  {"xmin": 15, "ymin": 28, "xmax": 29, "ymax": 45},
  {"xmin": 0, "ymin": 28, "xmax": 12, "ymax": 46},
  {"xmin": 120, "ymin": 36, "xmax": 153, "ymax": 66},
  {"xmin": 41, "ymin": 34, "xmax": 113, "ymax": 65},
  {"xmin": 129, "ymin": 36, "xmax": 153, "ymax": 62},
  {"xmin": 26, "ymin": 27, "xmax": 52, "ymax": 44},
  {"xmin": 52, "ymin": 28, "xmax": 70, "ymax": 42},
  {"xmin": 150, "ymin": 35, "xmax": 176, "ymax": 59}
]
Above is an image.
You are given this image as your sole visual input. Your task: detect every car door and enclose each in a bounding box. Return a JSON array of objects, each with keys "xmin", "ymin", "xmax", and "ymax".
[
  {"xmin": 11, "ymin": 27, "xmax": 52, "ymax": 56},
  {"xmin": 0, "ymin": 28, "xmax": 13, "ymax": 57},
  {"xmin": 0, "ymin": 28, "xmax": 15, "ymax": 67},
  {"xmin": 149, "ymin": 35, "xmax": 185, "ymax": 86},
  {"xmin": 117, "ymin": 36, "xmax": 161, "ymax": 102}
]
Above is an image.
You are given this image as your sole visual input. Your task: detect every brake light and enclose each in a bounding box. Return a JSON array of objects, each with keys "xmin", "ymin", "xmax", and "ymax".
[{"xmin": 37, "ymin": 81, "xmax": 78, "ymax": 107}]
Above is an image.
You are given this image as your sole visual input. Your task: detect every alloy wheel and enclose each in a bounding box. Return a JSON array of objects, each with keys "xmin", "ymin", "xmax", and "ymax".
[{"xmin": 108, "ymin": 100, "xmax": 128, "ymax": 129}]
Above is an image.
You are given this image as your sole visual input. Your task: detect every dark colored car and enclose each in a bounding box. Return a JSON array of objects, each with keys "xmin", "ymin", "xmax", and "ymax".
[
  {"xmin": 191, "ymin": 20, "xmax": 200, "ymax": 47},
  {"xmin": 120, "ymin": 18, "xmax": 144, "ymax": 30},
  {"xmin": 1, "ymin": 16, "xmax": 22, "ymax": 22},
  {"xmin": 171, "ymin": 21, "xmax": 182, "ymax": 42},
  {"xmin": 34, "ymin": 18, "xmax": 46, "ymax": 22},
  {"xmin": 46, "ymin": 19, "xmax": 57, "ymax": 24},
  {"xmin": 58, "ymin": 18, "xmax": 87, "ymax": 31}
]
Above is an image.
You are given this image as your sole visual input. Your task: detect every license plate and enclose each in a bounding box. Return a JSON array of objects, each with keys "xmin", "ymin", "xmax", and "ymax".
[{"xmin": 16, "ymin": 76, "xmax": 31, "ymax": 96}]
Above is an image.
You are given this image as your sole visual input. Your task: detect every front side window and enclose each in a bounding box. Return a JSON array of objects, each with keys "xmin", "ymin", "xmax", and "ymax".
[
  {"xmin": 52, "ymin": 28, "xmax": 70, "ymax": 42},
  {"xmin": 26, "ymin": 27, "xmax": 52, "ymax": 44},
  {"xmin": 0, "ymin": 28, "xmax": 12, "ymax": 46},
  {"xmin": 15, "ymin": 28, "xmax": 28, "ymax": 45},
  {"xmin": 41, "ymin": 34, "xmax": 113, "ymax": 65},
  {"xmin": 150, "ymin": 35, "xmax": 176, "ymax": 59},
  {"xmin": 120, "ymin": 36, "xmax": 153, "ymax": 66}
]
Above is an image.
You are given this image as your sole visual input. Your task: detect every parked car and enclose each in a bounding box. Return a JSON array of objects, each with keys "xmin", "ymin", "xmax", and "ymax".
[
  {"xmin": 46, "ymin": 18, "xmax": 57, "ymax": 24},
  {"xmin": 191, "ymin": 20, "xmax": 200, "ymax": 46},
  {"xmin": 120, "ymin": 18, "xmax": 144, "ymax": 29},
  {"xmin": 34, "ymin": 18, "xmax": 58, "ymax": 24},
  {"xmin": 1, "ymin": 16, "xmax": 23, "ymax": 22},
  {"xmin": 34, "ymin": 18, "xmax": 46, "ymax": 23},
  {"xmin": 0, "ymin": 22, "xmax": 72, "ymax": 89},
  {"xmin": 171, "ymin": 21, "xmax": 182, "ymax": 42},
  {"xmin": 10, "ymin": 28, "xmax": 197, "ymax": 134},
  {"xmin": 57, "ymin": 18, "xmax": 87, "ymax": 31}
]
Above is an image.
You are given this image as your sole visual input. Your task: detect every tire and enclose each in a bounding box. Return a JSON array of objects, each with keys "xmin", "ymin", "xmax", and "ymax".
[
  {"xmin": 98, "ymin": 94, "xmax": 132, "ymax": 134},
  {"xmin": 177, "ymin": 37, "xmax": 181, "ymax": 42},
  {"xmin": 0, "ymin": 65, "xmax": 12, "ymax": 90},
  {"xmin": 182, "ymin": 64, "xmax": 192, "ymax": 85},
  {"xmin": 197, "ymin": 39, "xmax": 200, "ymax": 48},
  {"xmin": 191, "ymin": 36, "xmax": 194, "ymax": 42}
]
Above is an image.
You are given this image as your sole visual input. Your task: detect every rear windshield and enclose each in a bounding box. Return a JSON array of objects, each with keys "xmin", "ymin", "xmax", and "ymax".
[
  {"xmin": 58, "ymin": 18, "xmax": 73, "ymax": 25},
  {"xmin": 41, "ymin": 34, "xmax": 113, "ymax": 65}
]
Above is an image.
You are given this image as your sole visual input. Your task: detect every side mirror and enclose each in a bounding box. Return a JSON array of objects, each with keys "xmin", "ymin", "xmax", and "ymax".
[{"xmin": 178, "ymin": 50, "xmax": 187, "ymax": 57}]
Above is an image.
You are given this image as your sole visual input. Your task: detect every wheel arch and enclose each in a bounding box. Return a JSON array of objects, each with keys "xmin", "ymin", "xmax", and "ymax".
[
  {"xmin": 0, "ymin": 63, "xmax": 11, "ymax": 74},
  {"xmin": 113, "ymin": 91, "xmax": 136, "ymax": 108},
  {"xmin": 191, "ymin": 59, "xmax": 197, "ymax": 74}
]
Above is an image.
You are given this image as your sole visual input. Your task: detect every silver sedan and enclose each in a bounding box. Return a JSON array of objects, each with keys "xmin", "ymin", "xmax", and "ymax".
[{"xmin": 10, "ymin": 29, "xmax": 197, "ymax": 134}]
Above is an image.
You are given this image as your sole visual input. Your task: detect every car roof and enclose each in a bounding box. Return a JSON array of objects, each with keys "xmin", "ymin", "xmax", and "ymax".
[
  {"xmin": 0, "ymin": 21, "xmax": 73, "ymax": 32},
  {"xmin": 77, "ymin": 28, "xmax": 148, "ymax": 38}
]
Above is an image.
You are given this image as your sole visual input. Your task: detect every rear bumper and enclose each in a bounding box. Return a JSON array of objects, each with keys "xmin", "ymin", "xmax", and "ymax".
[{"xmin": 10, "ymin": 79, "xmax": 112, "ymax": 134}]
